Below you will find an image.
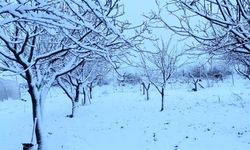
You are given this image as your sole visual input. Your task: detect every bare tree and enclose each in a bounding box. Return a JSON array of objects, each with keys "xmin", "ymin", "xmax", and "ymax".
[
  {"xmin": 57, "ymin": 57, "xmax": 111, "ymax": 117},
  {"xmin": 0, "ymin": 2, "xmax": 86, "ymax": 149},
  {"xmin": 84, "ymin": 60, "xmax": 111, "ymax": 101},
  {"xmin": 188, "ymin": 73, "xmax": 203, "ymax": 91},
  {"xmin": 140, "ymin": 38, "xmax": 182, "ymax": 111},
  {"xmin": 146, "ymin": 0, "xmax": 250, "ymax": 77},
  {"xmin": 57, "ymin": 63, "xmax": 85, "ymax": 118},
  {"xmin": 0, "ymin": 0, "xmax": 137, "ymax": 149},
  {"xmin": 235, "ymin": 59, "xmax": 250, "ymax": 80}
]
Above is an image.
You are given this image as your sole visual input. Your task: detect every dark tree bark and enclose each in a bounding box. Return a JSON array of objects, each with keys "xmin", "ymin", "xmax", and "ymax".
[
  {"xmin": 189, "ymin": 73, "xmax": 202, "ymax": 91},
  {"xmin": 68, "ymin": 100, "xmax": 75, "ymax": 118},
  {"xmin": 57, "ymin": 76, "xmax": 83, "ymax": 118},
  {"xmin": 68, "ymin": 83, "xmax": 81, "ymax": 118},
  {"xmin": 68, "ymin": 82, "xmax": 81, "ymax": 118},
  {"xmin": 22, "ymin": 143, "xmax": 34, "ymax": 150},
  {"xmin": 75, "ymin": 83, "xmax": 80, "ymax": 103},
  {"xmin": 142, "ymin": 82, "xmax": 151, "ymax": 100},
  {"xmin": 82, "ymin": 87, "xmax": 87, "ymax": 105},
  {"xmin": 160, "ymin": 87, "xmax": 165, "ymax": 112},
  {"xmin": 88, "ymin": 82, "xmax": 94, "ymax": 99},
  {"xmin": 141, "ymin": 83, "xmax": 145, "ymax": 95},
  {"xmin": 192, "ymin": 79, "xmax": 199, "ymax": 91}
]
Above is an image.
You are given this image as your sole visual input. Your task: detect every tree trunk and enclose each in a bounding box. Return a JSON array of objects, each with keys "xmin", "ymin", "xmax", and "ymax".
[
  {"xmin": 31, "ymin": 98, "xmax": 43, "ymax": 150},
  {"xmin": 142, "ymin": 82, "xmax": 150, "ymax": 100},
  {"xmin": 141, "ymin": 83, "xmax": 145, "ymax": 95},
  {"xmin": 89, "ymin": 85, "xmax": 93, "ymax": 99},
  {"xmin": 146, "ymin": 88, "xmax": 149, "ymax": 100},
  {"xmin": 160, "ymin": 87, "xmax": 165, "ymax": 112},
  {"xmin": 75, "ymin": 84, "xmax": 80, "ymax": 103},
  {"xmin": 145, "ymin": 83, "xmax": 150, "ymax": 100},
  {"xmin": 35, "ymin": 111, "xmax": 43, "ymax": 150},
  {"xmin": 69, "ymin": 87, "xmax": 80, "ymax": 118},
  {"xmin": 231, "ymin": 74, "xmax": 235, "ymax": 86},
  {"xmin": 193, "ymin": 80, "xmax": 198, "ymax": 91},
  {"xmin": 68, "ymin": 100, "xmax": 75, "ymax": 118},
  {"xmin": 28, "ymin": 84, "xmax": 44, "ymax": 150},
  {"xmin": 82, "ymin": 87, "xmax": 86, "ymax": 105}
]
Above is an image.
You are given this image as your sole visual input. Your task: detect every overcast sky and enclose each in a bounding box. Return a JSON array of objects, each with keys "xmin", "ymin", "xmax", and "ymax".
[
  {"xmin": 120, "ymin": 0, "xmax": 207, "ymax": 68},
  {"xmin": 122, "ymin": 0, "xmax": 157, "ymax": 24},
  {"xmin": 121, "ymin": 0, "xmax": 188, "ymax": 53}
]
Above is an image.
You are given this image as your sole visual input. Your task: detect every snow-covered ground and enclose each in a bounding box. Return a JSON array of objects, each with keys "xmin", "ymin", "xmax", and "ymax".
[{"xmin": 1, "ymin": 77, "xmax": 250, "ymax": 150}]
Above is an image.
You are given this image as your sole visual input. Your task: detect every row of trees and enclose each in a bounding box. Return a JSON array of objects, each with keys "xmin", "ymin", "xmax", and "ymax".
[
  {"xmin": 145, "ymin": 0, "xmax": 250, "ymax": 77},
  {"xmin": 0, "ymin": 0, "xmax": 144, "ymax": 149},
  {"xmin": 57, "ymin": 59, "xmax": 111, "ymax": 118},
  {"xmin": 1, "ymin": 0, "xmax": 250, "ymax": 149},
  {"xmin": 133, "ymin": 0, "xmax": 250, "ymax": 111},
  {"xmin": 125, "ymin": 0, "xmax": 250, "ymax": 112}
]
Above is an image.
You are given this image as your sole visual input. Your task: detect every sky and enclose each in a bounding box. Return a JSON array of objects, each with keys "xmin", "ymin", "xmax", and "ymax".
[
  {"xmin": 120, "ymin": 0, "xmax": 199, "ymax": 71},
  {"xmin": 120, "ymin": 0, "xmax": 224, "ymax": 75},
  {"xmin": 121, "ymin": 0, "xmax": 178, "ymax": 52},
  {"xmin": 122, "ymin": 0, "xmax": 157, "ymax": 24},
  {"xmin": 121, "ymin": 0, "xmax": 219, "ymax": 69},
  {"xmin": 121, "ymin": 0, "xmax": 190, "ymax": 50}
]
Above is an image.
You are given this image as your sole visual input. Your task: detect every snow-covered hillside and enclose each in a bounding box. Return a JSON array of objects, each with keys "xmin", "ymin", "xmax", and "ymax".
[{"xmin": 0, "ymin": 78, "xmax": 250, "ymax": 150}]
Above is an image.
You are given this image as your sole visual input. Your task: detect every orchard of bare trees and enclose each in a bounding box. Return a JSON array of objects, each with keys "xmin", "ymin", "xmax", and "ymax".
[
  {"xmin": 0, "ymin": 0, "xmax": 144, "ymax": 149},
  {"xmin": 1, "ymin": 0, "xmax": 250, "ymax": 150}
]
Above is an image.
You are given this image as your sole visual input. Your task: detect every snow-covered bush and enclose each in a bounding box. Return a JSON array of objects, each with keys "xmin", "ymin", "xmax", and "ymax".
[
  {"xmin": 187, "ymin": 65, "xmax": 232, "ymax": 80},
  {"xmin": 122, "ymin": 73, "xmax": 142, "ymax": 85},
  {"xmin": 207, "ymin": 66, "xmax": 232, "ymax": 79}
]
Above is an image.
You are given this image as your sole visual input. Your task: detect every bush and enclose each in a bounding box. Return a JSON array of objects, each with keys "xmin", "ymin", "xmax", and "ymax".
[
  {"xmin": 207, "ymin": 66, "xmax": 232, "ymax": 78},
  {"xmin": 118, "ymin": 73, "xmax": 142, "ymax": 85},
  {"xmin": 187, "ymin": 64, "xmax": 232, "ymax": 80}
]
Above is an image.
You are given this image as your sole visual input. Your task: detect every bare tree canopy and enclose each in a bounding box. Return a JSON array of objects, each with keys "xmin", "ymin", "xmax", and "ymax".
[
  {"xmin": 139, "ymin": 38, "xmax": 183, "ymax": 111},
  {"xmin": 0, "ymin": 1, "xmax": 141, "ymax": 149},
  {"xmin": 146, "ymin": 0, "xmax": 250, "ymax": 56}
]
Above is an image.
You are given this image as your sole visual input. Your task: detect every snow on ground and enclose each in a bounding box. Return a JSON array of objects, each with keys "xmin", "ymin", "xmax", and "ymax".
[{"xmin": 0, "ymin": 78, "xmax": 250, "ymax": 150}]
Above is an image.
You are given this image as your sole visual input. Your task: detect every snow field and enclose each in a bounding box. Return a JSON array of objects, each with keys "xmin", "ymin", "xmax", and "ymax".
[{"xmin": 0, "ymin": 78, "xmax": 250, "ymax": 150}]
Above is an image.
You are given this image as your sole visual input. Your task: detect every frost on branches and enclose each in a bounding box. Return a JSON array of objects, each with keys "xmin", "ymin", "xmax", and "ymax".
[
  {"xmin": 0, "ymin": 0, "xmax": 138, "ymax": 149},
  {"xmin": 147, "ymin": 0, "xmax": 250, "ymax": 77}
]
